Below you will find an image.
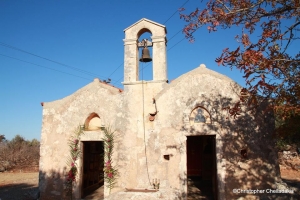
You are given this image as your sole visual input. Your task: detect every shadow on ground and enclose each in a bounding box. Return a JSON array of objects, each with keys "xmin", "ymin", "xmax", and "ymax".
[
  {"xmin": 282, "ymin": 178, "xmax": 300, "ymax": 194},
  {"xmin": 0, "ymin": 183, "xmax": 38, "ymax": 200},
  {"xmin": 187, "ymin": 176, "xmax": 214, "ymax": 200},
  {"xmin": 82, "ymin": 184, "xmax": 104, "ymax": 200}
]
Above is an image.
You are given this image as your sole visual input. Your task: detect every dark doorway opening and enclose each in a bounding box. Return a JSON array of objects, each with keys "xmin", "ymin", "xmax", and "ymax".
[
  {"xmin": 187, "ymin": 135, "xmax": 217, "ymax": 200},
  {"xmin": 81, "ymin": 141, "xmax": 104, "ymax": 199}
]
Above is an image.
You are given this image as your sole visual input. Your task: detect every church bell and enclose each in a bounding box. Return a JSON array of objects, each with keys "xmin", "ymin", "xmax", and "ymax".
[{"xmin": 139, "ymin": 46, "xmax": 152, "ymax": 62}]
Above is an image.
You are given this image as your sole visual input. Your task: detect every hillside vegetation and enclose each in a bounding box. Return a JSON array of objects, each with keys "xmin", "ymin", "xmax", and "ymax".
[{"xmin": 0, "ymin": 135, "xmax": 39, "ymax": 172}]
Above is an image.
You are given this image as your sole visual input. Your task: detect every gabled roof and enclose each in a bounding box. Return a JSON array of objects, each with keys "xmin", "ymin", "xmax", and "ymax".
[
  {"xmin": 41, "ymin": 78, "xmax": 122, "ymax": 108},
  {"xmin": 124, "ymin": 18, "xmax": 166, "ymax": 32},
  {"xmin": 155, "ymin": 64, "xmax": 241, "ymax": 99}
]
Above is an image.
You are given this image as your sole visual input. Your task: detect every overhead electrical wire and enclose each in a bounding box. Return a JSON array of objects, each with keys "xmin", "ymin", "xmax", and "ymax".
[
  {"xmin": 112, "ymin": 1, "xmax": 190, "ymax": 85},
  {"xmin": 0, "ymin": 53, "xmax": 92, "ymax": 81},
  {"xmin": 163, "ymin": 0, "xmax": 190, "ymax": 25},
  {"xmin": 137, "ymin": 37, "xmax": 187, "ymax": 76},
  {"xmin": 107, "ymin": 62, "xmax": 124, "ymax": 78},
  {"xmin": 168, "ymin": 28, "xmax": 184, "ymax": 42},
  {"xmin": 0, "ymin": 0, "xmax": 190, "ymax": 86},
  {"xmin": 0, "ymin": 42, "xmax": 124, "ymax": 88},
  {"xmin": 167, "ymin": 37, "xmax": 186, "ymax": 52},
  {"xmin": 112, "ymin": 37, "xmax": 187, "ymax": 85},
  {"xmin": 136, "ymin": 33, "xmax": 187, "ymax": 77},
  {"xmin": 109, "ymin": 1, "xmax": 190, "ymax": 82},
  {"xmin": 0, "ymin": 42, "xmax": 110, "ymax": 80}
]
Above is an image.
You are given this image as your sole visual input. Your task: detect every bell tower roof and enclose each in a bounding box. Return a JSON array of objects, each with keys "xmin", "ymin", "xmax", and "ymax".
[
  {"xmin": 123, "ymin": 18, "xmax": 166, "ymax": 33},
  {"xmin": 123, "ymin": 18, "xmax": 167, "ymax": 86}
]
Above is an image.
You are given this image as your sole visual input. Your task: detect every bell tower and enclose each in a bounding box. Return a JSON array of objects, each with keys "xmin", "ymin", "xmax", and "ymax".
[
  {"xmin": 123, "ymin": 18, "xmax": 167, "ymax": 85},
  {"xmin": 121, "ymin": 19, "xmax": 168, "ymax": 189}
]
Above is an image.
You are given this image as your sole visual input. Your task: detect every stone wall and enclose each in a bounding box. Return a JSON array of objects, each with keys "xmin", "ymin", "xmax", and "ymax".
[
  {"xmin": 109, "ymin": 64, "xmax": 280, "ymax": 199},
  {"xmin": 39, "ymin": 78, "xmax": 122, "ymax": 199},
  {"xmin": 39, "ymin": 17, "xmax": 281, "ymax": 200}
]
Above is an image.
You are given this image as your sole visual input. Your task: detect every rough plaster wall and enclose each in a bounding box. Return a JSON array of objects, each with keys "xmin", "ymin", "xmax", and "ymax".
[
  {"xmin": 123, "ymin": 42, "xmax": 138, "ymax": 82},
  {"xmin": 39, "ymin": 63, "xmax": 280, "ymax": 199},
  {"xmin": 152, "ymin": 36, "xmax": 167, "ymax": 81},
  {"xmin": 38, "ymin": 16, "xmax": 280, "ymax": 200},
  {"xmin": 103, "ymin": 64, "xmax": 279, "ymax": 199},
  {"xmin": 151, "ymin": 65, "xmax": 280, "ymax": 199},
  {"xmin": 113, "ymin": 81, "xmax": 167, "ymax": 191},
  {"xmin": 115, "ymin": 19, "xmax": 169, "ymax": 192},
  {"xmin": 149, "ymin": 65, "xmax": 236, "ymax": 197},
  {"xmin": 110, "ymin": 64, "xmax": 243, "ymax": 198},
  {"xmin": 39, "ymin": 79, "xmax": 122, "ymax": 199},
  {"xmin": 223, "ymin": 102, "xmax": 280, "ymax": 199}
]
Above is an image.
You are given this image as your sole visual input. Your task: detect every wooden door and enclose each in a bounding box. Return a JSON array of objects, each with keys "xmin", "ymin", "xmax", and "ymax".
[
  {"xmin": 187, "ymin": 136, "xmax": 203, "ymax": 176},
  {"xmin": 202, "ymin": 136, "xmax": 214, "ymax": 180},
  {"xmin": 81, "ymin": 141, "xmax": 104, "ymax": 198}
]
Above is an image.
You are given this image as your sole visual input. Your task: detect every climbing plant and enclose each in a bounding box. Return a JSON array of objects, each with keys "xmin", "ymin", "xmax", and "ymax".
[
  {"xmin": 64, "ymin": 125, "xmax": 84, "ymax": 199},
  {"xmin": 102, "ymin": 126, "xmax": 118, "ymax": 194}
]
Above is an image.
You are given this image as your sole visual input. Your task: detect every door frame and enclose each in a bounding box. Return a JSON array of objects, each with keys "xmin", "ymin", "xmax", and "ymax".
[
  {"xmin": 75, "ymin": 131, "xmax": 106, "ymax": 199},
  {"xmin": 80, "ymin": 141, "xmax": 104, "ymax": 198},
  {"xmin": 183, "ymin": 132, "xmax": 225, "ymax": 200}
]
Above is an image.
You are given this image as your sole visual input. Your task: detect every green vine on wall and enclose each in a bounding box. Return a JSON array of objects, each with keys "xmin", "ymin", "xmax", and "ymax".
[
  {"xmin": 64, "ymin": 125, "xmax": 84, "ymax": 198},
  {"xmin": 103, "ymin": 127, "xmax": 118, "ymax": 194}
]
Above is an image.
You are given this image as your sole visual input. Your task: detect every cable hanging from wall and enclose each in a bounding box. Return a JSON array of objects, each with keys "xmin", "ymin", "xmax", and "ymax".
[{"xmin": 139, "ymin": 38, "xmax": 152, "ymax": 187}]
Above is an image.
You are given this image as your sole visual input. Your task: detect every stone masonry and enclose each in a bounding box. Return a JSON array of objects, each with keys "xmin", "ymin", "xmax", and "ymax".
[{"xmin": 39, "ymin": 18, "xmax": 281, "ymax": 200}]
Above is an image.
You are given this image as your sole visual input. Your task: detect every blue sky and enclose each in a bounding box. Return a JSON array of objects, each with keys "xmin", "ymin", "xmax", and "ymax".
[{"xmin": 0, "ymin": 0, "xmax": 248, "ymax": 141}]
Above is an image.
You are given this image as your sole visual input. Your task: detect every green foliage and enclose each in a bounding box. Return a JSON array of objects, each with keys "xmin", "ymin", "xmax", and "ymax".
[
  {"xmin": 0, "ymin": 135, "xmax": 6, "ymax": 143},
  {"xmin": 276, "ymin": 138, "xmax": 289, "ymax": 151},
  {"xmin": 64, "ymin": 125, "xmax": 84, "ymax": 198},
  {"xmin": 11, "ymin": 134, "xmax": 25, "ymax": 143},
  {"xmin": 275, "ymin": 113, "xmax": 300, "ymax": 150},
  {"xmin": 0, "ymin": 135, "xmax": 40, "ymax": 171},
  {"xmin": 30, "ymin": 138, "xmax": 40, "ymax": 146},
  {"xmin": 8, "ymin": 135, "xmax": 25, "ymax": 149},
  {"xmin": 103, "ymin": 127, "xmax": 118, "ymax": 194}
]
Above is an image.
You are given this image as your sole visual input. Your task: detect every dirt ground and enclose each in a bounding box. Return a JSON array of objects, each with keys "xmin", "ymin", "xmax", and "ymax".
[
  {"xmin": 0, "ymin": 167, "xmax": 300, "ymax": 200},
  {"xmin": 280, "ymin": 167, "xmax": 300, "ymax": 182},
  {"xmin": 0, "ymin": 172, "xmax": 39, "ymax": 200}
]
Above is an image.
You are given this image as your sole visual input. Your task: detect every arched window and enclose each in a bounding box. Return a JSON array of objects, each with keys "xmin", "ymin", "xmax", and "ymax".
[
  {"xmin": 189, "ymin": 107, "xmax": 211, "ymax": 125},
  {"xmin": 84, "ymin": 113, "xmax": 102, "ymax": 131}
]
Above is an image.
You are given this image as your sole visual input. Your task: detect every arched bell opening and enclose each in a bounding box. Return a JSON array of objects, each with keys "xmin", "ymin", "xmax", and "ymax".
[
  {"xmin": 137, "ymin": 30, "xmax": 153, "ymax": 81},
  {"xmin": 123, "ymin": 19, "xmax": 167, "ymax": 84}
]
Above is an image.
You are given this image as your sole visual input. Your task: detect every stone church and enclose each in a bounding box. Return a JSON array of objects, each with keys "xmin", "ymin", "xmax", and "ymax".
[{"xmin": 39, "ymin": 18, "xmax": 280, "ymax": 200}]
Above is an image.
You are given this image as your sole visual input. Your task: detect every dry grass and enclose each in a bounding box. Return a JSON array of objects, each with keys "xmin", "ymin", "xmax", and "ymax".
[{"xmin": 0, "ymin": 172, "xmax": 38, "ymax": 200}]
